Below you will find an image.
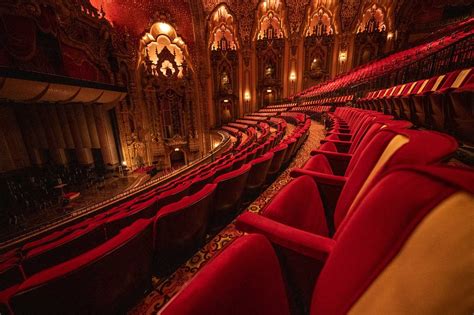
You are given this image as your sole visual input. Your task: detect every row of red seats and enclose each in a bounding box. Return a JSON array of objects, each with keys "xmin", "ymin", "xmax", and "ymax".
[
  {"xmin": 356, "ymin": 67, "xmax": 473, "ymax": 144},
  {"xmin": 0, "ymin": 119, "xmax": 275, "ymax": 307},
  {"xmin": 160, "ymin": 164, "xmax": 473, "ymax": 315},
  {"xmin": 0, "ymin": 114, "xmax": 310, "ymax": 313},
  {"xmin": 266, "ymin": 102, "xmax": 297, "ymax": 109},
  {"xmin": 296, "ymin": 18, "xmax": 473, "ymax": 98},
  {"xmin": 249, "ymin": 112, "xmax": 278, "ymax": 117},
  {"xmin": 259, "ymin": 107, "xmax": 286, "ymax": 113},
  {"xmin": 159, "ymin": 108, "xmax": 472, "ymax": 314},
  {"xmin": 290, "ymin": 105, "xmax": 332, "ymax": 117}
]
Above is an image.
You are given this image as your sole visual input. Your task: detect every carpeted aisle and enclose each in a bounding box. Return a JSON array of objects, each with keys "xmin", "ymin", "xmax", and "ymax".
[{"xmin": 129, "ymin": 120, "xmax": 326, "ymax": 314}]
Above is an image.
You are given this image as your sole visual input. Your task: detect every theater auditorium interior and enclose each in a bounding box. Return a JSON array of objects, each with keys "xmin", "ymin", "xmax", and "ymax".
[{"xmin": 0, "ymin": 0, "xmax": 473, "ymax": 314}]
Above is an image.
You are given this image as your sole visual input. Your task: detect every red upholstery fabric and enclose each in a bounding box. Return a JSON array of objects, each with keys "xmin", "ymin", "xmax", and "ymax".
[
  {"xmin": 22, "ymin": 222, "xmax": 106, "ymax": 277},
  {"xmin": 245, "ymin": 152, "xmax": 274, "ymax": 195},
  {"xmin": 153, "ymin": 184, "xmax": 217, "ymax": 275},
  {"xmin": 0, "ymin": 259, "xmax": 23, "ymax": 291},
  {"xmin": 263, "ymin": 176, "xmax": 329, "ymax": 236},
  {"xmin": 267, "ymin": 143, "xmax": 288, "ymax": 178},
  {"xmin": 160, "ymin": 234, "xmax": 291, "ymax": 315},
  {"xmin": 9, "ymin": 219, "xmax": 154, "ymax": 313},
  {"xmin": 311, "ymin": 165, "xmax": 474, "ymax": 314},
  {"xmin": 210, "ymin": 164, "xmax": 251, "ymax": 230},
  {"xmin": 334, "ymin": 128, "xmax": 457, "ymax": 229},
  {"xmin": 302, "ymin": 154, "xmax": 334, "ymax": 175}
]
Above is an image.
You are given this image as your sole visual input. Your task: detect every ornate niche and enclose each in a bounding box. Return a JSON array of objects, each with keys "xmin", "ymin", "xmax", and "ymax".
[
  {"xmin": 353, "ymin": 3, "xmax": 387, "ymax": 67},
  {"xmin": 303, "ymin": 7, "xmax": 335, "ymax": 88},
  {"xmin": 209, "ymin": 5, "xmax": 239, "ymax": 127},
  {"xmin": 255, "ymin": 0, "xmax": 287, "ymax": 108},
  {"xmin": 139, "ymin": 19, "xmax": 198, "ymax": 169}
]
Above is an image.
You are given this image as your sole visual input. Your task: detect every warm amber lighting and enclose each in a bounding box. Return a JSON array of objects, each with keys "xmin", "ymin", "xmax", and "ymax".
[
  {"xmin": 174, "ymin": 148, "xmax": 180, "ymax": 152},
  {"xmin": 157, "ymin": 22, "xmax": 172, "ymax": 35},
  {"xmin": 244, "ymin": 92, "xmax": 251, "ymax": 100},
  {"xmin": 223, "ymin": 99, "xmax": 229, "ymax": 103},
  {"xmin": 387, "ymin": 32, "xmax": 394, "ymax": 40},
  {"xmin": 266, "ymin": 89, "xmax": 272, "ymax": 93},
  {"xmin": 290, "ymin": 72, "xmax": 296, "ymax": 81},
  {"xmin": 339, "ymin": 50, "xmax": 347, "ymax": 63}
]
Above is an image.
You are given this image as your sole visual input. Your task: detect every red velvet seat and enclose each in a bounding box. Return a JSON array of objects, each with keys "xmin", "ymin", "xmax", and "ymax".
[
  {"xmin": 232, "ymin": 153, "xmax": 248, "ymax": 170},
  {"xmin": 104, "ymin": 197, "xmax": 158, "ymax": 239},
  {"xmin": 210, "ymin": 164, "xmax": 251, "ymax": 231},
  {"xmin": 244, "ymin": 152, "xmax": 274, "ymax": 198},
  {"xmin": 245, "ymin": 148, "xmax": 258, "ymax": 163},
  {"xmin": 0, "ymin": 258, "xmax": 23, "ymax": 291},
  {"xmin": 153, "ymin": 184, "xmax": 216, "ymax": 275},
  {"xmin": 313, "ymin": 120, "xmax": 413, "ymax": 175},
  {"xmin": 232, "ymin": 165, "xmax": 474, "ymax": 314},
  {"xmin": 281, "ymin": 137, "xmax": 297, "ymax": 166},
  {"xmin": 265, "ymin": 143, "xmax": 288, "ymax": 181},
  {"xmin": 290, "ymin": 128, "xmax": 457, "ymax": 234},
  {"xmin": 21, "ymin": 222, "xmax": 106, "ymax": 277},
  {"xmin": 213, "ymin": 161, "xmax": 235, "ymax": 178},
  {"xmin": 104, "ymin": 181, "xmax": 191, "ymax": 239},
  {"xmin": 7, "ymin": 219, "xmax": 154, "ymax": 314},
  {"xmin": 444, "ymin": 68, "xmax": 473, "ymax": 143},
  {"xmin": 188, "ymin": 170, "xmax": 216, "ymax": 194},
  {"xmin": 160, "ymin": 234, "xmax": 290, "ymax": 315}
]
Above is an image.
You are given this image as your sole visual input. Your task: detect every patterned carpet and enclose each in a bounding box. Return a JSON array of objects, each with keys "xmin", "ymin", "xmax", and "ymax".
[{"xmin": 129, "ymin": 121, "xmax": 326, "ymax": 314}]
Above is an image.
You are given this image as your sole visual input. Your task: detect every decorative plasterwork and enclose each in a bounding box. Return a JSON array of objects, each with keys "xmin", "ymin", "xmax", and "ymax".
[
  {"xmin": 340, "ymin": 0, "xmax": 362, "ymax": 33},
  {"xmin": 286, "ymin": 0, "xmax": 310, "ymax": 35}
]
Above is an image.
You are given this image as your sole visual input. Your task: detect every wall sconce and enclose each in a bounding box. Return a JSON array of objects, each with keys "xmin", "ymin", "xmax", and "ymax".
[
  {"xmin": 289, "ymin": 72, "xmax": 296, "ymax": 95},
  {"xmin": 223, "ymin": 99, "xmax": 229, "ymax": 103},
  {"xmin": 122, "ymin": 160, "xmax": 127, "ymax": 166},
  {"xmin": 244, "ymin": 92, "xmax": 250, "ymax": 101},
  {"xmin": 387, "ymin": 32, "xmax": 394, "ymax": 40},
  {"xmin": 289, "ymin": 72, "xmax": 296, "ymax": 82},
  {"xmin": 339, "ymin": 50, "xmax": 347, "ymax": 63},
  {"xmin": 174, "ymin": 148, "xmax": 180, "ymax": 152},
  {"xmin": 266, "ymin": 89, "xmax": 272, "ymax": 93}
]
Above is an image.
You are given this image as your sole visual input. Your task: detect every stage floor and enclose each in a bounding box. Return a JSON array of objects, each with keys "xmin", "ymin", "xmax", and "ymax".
[{"xmin": 0, "ymin": 172, "xmax": 148, "ymax": 243}]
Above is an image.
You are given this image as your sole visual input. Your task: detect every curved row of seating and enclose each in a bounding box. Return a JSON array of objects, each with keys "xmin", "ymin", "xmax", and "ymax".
[
  {"xmin": 355, "ymin": 67, "xmax": 473, "ymax": 144},
  {"xmin": 0, "ymin": 111, "xmax": 312, "ymax": 314},
  {"xmin": 297, "ymin": 18, "xmax": 473, "ymax": 98},
  {"xmin": 159, "ymin": 107, "xmax": 473, "ymax": 314}
]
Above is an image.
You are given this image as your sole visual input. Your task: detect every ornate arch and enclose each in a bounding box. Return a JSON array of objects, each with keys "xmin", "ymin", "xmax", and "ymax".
[
  {"xmin": 207, "ymin": 3, "xmax": 240, "ymax": 126},
  {"xmin": 353, "ymin": 3, "xmax": 387, "ymax": 67}
]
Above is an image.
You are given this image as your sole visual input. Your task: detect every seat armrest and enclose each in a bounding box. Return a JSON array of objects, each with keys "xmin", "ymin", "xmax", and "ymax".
[
  {"xmin": 290, "ymin": 168, "xmax": 347, "ymax": 186},
  {"xmin": 327, "ymin": 131, "xmax": 353, "ymax": 137},
  {"xmin": 235, "ymin": 212, "xmax": 335, "ymax": 261}
]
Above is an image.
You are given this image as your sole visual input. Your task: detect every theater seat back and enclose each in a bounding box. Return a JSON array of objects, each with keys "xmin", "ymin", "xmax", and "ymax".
[
  {"xmin": 10, "ymin": 219, "xmax": 154, "ymax": 314},
  {"xmin": 311, "ymin": 166, "xmax": 474, "ymax": 315},
  {"xmin": 246, "ymin": 152, "xmax": 274, "ymax": 193},
  {"xmin": 153, "ymin": 184, "xmax": 217, "ymax": 275},
  {"xmin": 263, "ymin": 176, "xmax": 328, "ymax": 236},
  {"xmin": 160, "ymin": 234, "xmax": 291, "ymax": 315},
  {"xmin": 211, "ymin": 164, "xmax": 251, "ymax": 229},
  {"xmin": 189, "ymin": 170, "xmax": 216, "ymax": 195},
  {"xmin": 267, "ymin": 143, "xmax": 288, "ymax": 177},
  {"xmin": 334, "ymin": 128, "xmax": 457, "ymax": 229},
  {"xmin": 22, "ymin": 222, "xmax": 106, "ymax": 277}
]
